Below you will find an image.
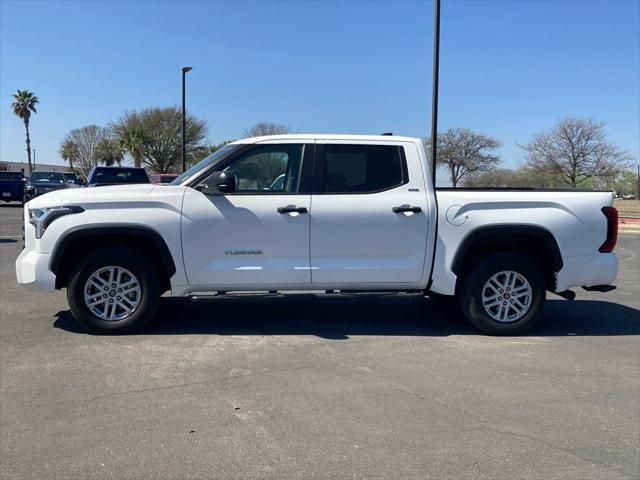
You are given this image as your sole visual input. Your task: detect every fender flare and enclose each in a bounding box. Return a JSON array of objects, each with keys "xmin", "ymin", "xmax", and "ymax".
[
  {"xmin": 50, "ymin": 224, "xmax": 177, "ymax": 278},
  {"xmin": 451, "ymin": 225, "xmax": 563, "ymax": 276}
]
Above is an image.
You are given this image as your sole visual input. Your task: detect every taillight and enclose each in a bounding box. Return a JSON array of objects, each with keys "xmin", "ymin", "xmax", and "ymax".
[{"xmin": 599, "ymin": 207, "xmax": 618, "ymax": 253}]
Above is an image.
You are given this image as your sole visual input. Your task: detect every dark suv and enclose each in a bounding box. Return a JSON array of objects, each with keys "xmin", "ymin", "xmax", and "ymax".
[{"xmin": 86, "ymin": 167, "xmax": 150, "ymax": 187}]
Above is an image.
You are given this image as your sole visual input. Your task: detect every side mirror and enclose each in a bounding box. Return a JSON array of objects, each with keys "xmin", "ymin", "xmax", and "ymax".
[{"xmin": 198, "ymin": 171, "xmax": 237, "ymax": 195}]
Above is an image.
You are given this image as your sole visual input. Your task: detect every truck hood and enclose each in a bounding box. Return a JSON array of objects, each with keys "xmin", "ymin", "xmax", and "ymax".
[{"xmin": 26, "ymin": 184, "xmax": 161, "ymax": 208}]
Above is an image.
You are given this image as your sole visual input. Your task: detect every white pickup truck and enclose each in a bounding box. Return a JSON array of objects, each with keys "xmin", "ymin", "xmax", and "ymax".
[{"xmin": 16, "ymin": 134, "xmax": 619, "ymax": 335}]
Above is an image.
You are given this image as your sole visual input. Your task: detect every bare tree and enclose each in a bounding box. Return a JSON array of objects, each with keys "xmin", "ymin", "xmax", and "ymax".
[
  {"xmin": 239, "ymin": 123, "xmax": 294, "ymax": 188},
  {"xmin": 59, "ymin": 125, "xmax": 110, "ymax": 178},
  {"xmin": 244, "ymin": 122, "xmax": 292, "ymax": 138},
  {"xmin": 520, "ymin": 118, "xmax": 632, "ymax": 188},
  {"xmin": 426, "ymin": 128, "xmax": 501, "ymax": 187}
]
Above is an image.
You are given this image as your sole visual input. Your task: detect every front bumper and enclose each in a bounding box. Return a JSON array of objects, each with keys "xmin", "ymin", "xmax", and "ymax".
[{"xmin": 15, "ymin": 249, "xmax": 56, "ymax": 292}]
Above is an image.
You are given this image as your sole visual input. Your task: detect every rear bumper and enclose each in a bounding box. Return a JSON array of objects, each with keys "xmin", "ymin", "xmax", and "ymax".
[
  {"xmin": 556, "ymin": 253, "xmax": 618, "ymax": 292},
  {"xmin": 15, "ymin": 249, "xmax": 56, "ymax": 292},
  {"xmin": 1, "ymin": 191, "xmax": 23, "ymax": 201}
]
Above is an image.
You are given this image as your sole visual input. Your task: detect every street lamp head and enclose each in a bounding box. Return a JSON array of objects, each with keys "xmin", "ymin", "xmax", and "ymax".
[{"xmin": 182, "ymin": 66, "xmax": 193, "ymax": 73}]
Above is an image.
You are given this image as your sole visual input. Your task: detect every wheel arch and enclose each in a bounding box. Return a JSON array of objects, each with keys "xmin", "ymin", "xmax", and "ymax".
[
  {"xmin": 50, "ymin": 225, "xmax": 176, "ymax": 292},
  {"xmin": 451, "ymin": 225, "xmax": 563, "ymax": 292}
]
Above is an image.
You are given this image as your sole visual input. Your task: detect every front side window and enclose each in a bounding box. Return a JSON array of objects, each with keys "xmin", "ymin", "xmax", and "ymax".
[
  {"xmin": 222, "ymin": 144, "xmax": 304, "ymax": 193},
  {"xmin": 323, "ymin": 144, "xmax": 405, "ymax": 193}
]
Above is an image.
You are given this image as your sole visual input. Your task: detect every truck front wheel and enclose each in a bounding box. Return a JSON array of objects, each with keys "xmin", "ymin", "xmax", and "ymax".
[
  {"xmin": 459, "ymin": 253, "xmax": 545, "ymax": 335},
  {"xmin": 67, "ymin": 247, "xmax": 160, "ymax": 334}
]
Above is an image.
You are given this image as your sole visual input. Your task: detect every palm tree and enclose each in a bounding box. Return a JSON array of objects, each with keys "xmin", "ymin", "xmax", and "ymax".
[
  {"xmin": 118, "ymin": 127, "xmax": 147, "ymax": 168},
  {"xmin": 11, "ymin": 90, "xmax": 39, "ymax": 175},
  {"xmin": 59, "ymin": 139, "xmax": 80, "ymax": 172}
]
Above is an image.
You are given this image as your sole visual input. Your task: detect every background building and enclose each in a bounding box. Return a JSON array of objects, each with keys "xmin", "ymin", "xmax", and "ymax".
[{"xmin": 0, "ymin": 161, "xmax": 71, "ymax": 174}]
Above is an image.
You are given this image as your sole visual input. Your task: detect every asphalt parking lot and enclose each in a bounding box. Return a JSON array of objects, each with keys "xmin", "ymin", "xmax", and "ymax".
[{"xmin": 1, "ymin": 203, "xmax": 639, "ymax": 480}]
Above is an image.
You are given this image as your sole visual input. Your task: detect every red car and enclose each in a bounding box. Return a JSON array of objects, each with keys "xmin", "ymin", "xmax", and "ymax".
[{"xmin": 149, "ymin": 173, "xmax": 179, "ymax": 185}]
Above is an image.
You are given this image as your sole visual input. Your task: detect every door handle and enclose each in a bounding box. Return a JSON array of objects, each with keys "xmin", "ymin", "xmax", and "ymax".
[
  {"xmin": 278, "ymin": 205, "xmax": 308, "ymax": 214},
  {"xmin": 392, "ymin": 204, "xmax": 422, "ymax": 213}
]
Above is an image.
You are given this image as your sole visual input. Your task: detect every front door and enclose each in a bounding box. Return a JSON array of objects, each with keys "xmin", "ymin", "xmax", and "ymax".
[
  {"xmin": 309, "ymin": 141, "xmax": 430, "ymax": 286},
  {"xmin": 181, "ymin": 143, "xmax": 313, "ymax": 288}
]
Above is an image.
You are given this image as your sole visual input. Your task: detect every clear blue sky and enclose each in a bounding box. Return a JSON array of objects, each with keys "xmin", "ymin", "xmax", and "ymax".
[{"xmin": 1, "ymin": 0, "xmax": 638, "ymax": 171}]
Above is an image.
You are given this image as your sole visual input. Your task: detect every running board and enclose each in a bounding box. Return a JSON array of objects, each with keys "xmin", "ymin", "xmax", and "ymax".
[{"xmin": 188, "ymin": 289, "xmax": 422, "ymax": 301}]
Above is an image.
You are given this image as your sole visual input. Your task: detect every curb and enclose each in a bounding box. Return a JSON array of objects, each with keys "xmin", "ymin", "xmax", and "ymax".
[{"xmin": 619, "ymin": 223, "xmax": 640, "ymax": 234}]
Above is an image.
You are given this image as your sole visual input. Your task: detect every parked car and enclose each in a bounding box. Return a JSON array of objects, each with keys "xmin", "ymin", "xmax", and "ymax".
[
  {"xmin": 24, "ymin": 171, "xmax": 71, "ymax": 201},
  {"xmin": 16, "ymin": 135, "xmax": 619, "ymax": 335},
  {"xmin": 86, "ymin": 166, "xmax": 150, "ymax": 187},
  {"xmin": 63, "ymin": 172, "xmax": 84, "ymax": 188},
  {"xmin": 0, "ymin": 171, "xmax": 26, "ymax": 204},
  {"xmin": 149, "ymin": 173, "xmax": 179, "ymax": 185},
  {"xmin": 621, "ymin": 193, "xmax": 636, "ymax": 200}
]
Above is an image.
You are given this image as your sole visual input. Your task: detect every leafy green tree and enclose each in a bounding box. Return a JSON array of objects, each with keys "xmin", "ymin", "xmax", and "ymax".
[
  {"xmin": 96, "ymin": 137, "xmax": 124, "ymax": 166},
  {"xmin": 463, "ymin": 166, "xmax": 563, "ymax": 188},
  {"xmin": 592, "ymin": 168, "xmax": 638, "ymax": 195},
  {"xmin": 111, "ymin": 107, "xmax": 207, "ymax": 173},
  {"xmin": 188, "ymin": 141, "xmax": 234, "ymax": 167},
  {"xmin": 59, "ymin": 139, "xmax": 80, "ymax": 173},
  {"xmin": 117, "ymin": 127, "xmax": 148, "ymax": 168},
  {"xmin": 11, "ymin": 90, "xmax": 39, "ymax": 175}
]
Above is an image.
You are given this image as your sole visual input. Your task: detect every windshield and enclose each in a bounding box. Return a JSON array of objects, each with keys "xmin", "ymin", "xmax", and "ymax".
[
  {"xmin": 30, "ymin": 172, "xmax": 65, "ymax": 183},
  {"xmin": 170, "ymin": 143, "xmax": 245, "ymax": 185},
  {"xmin": 0, "ymin": 172, "xmax": 23, "ymax": 180},
  {"xmin": 92, "ymin": 168, "xmax": 149, "ymax": 184}
]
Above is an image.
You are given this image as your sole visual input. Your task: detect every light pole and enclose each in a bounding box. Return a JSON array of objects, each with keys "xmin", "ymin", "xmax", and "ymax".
[
  {"xmin": 33, "ymin": 149, "xmax": 36, "ymax": 170},
  {"xmin": 430, "ymin": 0, "xmax": 441, "ymax": 188},
  {"xmin": 181, "ymin": 66, "xmax": 193, "ymax": 173}
]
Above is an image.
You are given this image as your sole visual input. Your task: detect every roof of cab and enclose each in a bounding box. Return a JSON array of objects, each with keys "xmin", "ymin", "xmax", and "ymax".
[{"xmin": 231, "ymin": 134, "xmax": 422, "ymax": 144}]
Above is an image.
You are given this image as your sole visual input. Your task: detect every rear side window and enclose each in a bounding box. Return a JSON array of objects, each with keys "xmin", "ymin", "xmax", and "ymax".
[
  {"xmin": 323, "ymin": 144, "xmax": 405, "ymax": 193},
  {"xmin": 0, "ymin": 172, "xmax": 23, "ymax": 180}
]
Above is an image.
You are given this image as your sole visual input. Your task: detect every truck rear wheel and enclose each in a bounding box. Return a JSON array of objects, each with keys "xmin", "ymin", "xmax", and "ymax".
[
  {"xmin": 459, "ymin": 253, "xmax": 545, "ymax": 335},
  {"xmin": 67, "ymin": 247, "xmax": 160, "ymax": 334}
]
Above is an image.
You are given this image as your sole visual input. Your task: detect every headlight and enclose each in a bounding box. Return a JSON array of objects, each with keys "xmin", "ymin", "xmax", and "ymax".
[{"xmin": 29, "ymin": 206, "xmax": 84, "ymax": 239}]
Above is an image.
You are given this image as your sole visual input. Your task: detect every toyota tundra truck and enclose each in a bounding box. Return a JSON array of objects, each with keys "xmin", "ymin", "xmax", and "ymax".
[{"xmin": 15, "ymin": 135, "xmax": 619, "ymax": 334}]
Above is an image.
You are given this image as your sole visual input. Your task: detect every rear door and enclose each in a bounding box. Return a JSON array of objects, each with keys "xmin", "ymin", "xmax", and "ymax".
[{"xmin": 309, "ymin": 141, "xmax": 430, "ymax": 286}]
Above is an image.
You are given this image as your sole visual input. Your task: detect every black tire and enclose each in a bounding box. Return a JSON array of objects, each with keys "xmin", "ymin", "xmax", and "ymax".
[
  {"xmin": 459, "ymin": 253, "xmax": 545, "ymax": 335},
  {"xmin": 67, "ymin": 247, "xmax": 160, "ymax": 334}
]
